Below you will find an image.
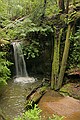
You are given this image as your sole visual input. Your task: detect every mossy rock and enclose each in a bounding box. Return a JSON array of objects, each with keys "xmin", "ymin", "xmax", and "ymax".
[{"xmin": 59, "ymin": 83, "xmax": 80, "ymax": 99}]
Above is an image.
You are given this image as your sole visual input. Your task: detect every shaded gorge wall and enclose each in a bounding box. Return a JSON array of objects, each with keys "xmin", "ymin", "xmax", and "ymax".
[{"xmin": 25, "ymin": 36, "xmax": 52, "ymax": 78}]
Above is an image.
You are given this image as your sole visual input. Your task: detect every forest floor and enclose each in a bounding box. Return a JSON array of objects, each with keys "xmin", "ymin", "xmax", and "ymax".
[{"xmin": 38, "ymin": 81, "xmax": 80, "ymax": 120}]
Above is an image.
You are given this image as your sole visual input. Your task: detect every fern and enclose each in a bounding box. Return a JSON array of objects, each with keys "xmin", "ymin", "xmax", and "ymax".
[
  {"xmin": 48, "ymin": 114, "xmax": 64, "ymax": 120},
  {"xmin": 14, "ymin": 104, "xmax": 41, "ymax": 120},
  {"xmin": 0, "ymin": 52, "xmax": 12, "ymax": 85}
]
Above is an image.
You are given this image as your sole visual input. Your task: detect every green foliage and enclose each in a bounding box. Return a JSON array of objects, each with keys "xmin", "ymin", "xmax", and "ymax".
[
  {"xmin": 0, "ymin": 0, "xmax": 31, "ymax": 18},
  {"xmin": 48, "ymin": 114, "xmax": 64, "ymax": 120},
  {"xmin": 67, "ymin": 11, "xmax": 77, "ymax": 24},
  {"xmin": 45, "ymin": 0, "xmax": 59, "ymax": 17},
  {"xmin": 0, "ymin": 16, "xmax": 52, "ymax": 41},
  {"xmin": 14, "ymin": 104, "xmax": 41, "ymax": 120},
  {"xmin": 0, "ymin": 0, "xmax": 60, "ymax": 22},
  {"xmin": 0, "ymin": 0, "xmax": 7, "ymax": 17},
  {"xmin": 22, "ymin": 40, "xmax": 40, "ymax": 59},
  {"xmin": 6, "ymin": 18, "xmax": 53, "ymax": 40},
  {"xmin": 30, "ymin": 0, "xmax": 59, "ymax": 22},
  {"xmin": 68, "ymin": 27, "xmax": 80, "ymax": 68},
  {"xmin": 2, "ymin": 17, "xmax": 53, "ymax": 59},
  {"xmin": 0, "ymin": 0, "xmax": 54, "ymax": 41},
  {"xmin": 0, "ymin": 52, "xmax": 12, "ymax": 85}
]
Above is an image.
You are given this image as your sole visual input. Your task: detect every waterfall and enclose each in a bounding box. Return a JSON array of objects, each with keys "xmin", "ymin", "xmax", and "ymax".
[
  {"xmin": 12, "ymin": 42, "xmax": 35, "ymax": 83},
  {"xmin": 13, "ymin": 42, "xmax": 28, "ymax": 77}
]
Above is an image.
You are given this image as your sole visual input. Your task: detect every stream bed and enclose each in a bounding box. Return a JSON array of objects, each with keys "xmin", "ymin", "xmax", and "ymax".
[
  {"xmin": 0, "ymin": 79, "xmax": 41, "ymax": 120},
  {"xmin": 1, "ymin": 78, "xmax": 80, "ymax": 120}
]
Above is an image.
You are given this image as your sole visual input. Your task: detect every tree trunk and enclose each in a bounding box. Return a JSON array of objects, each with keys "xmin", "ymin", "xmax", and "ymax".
[
  {"xmin": 58, "ymin": 0, "xmax": 65, "ymax": 13},
  {"xmin": 51, "ymin": 37, "xmax": 59, "ymax": 89},
  {"xmin": 56, "ymin": 25, "xmax": 72, "ymax": 90},
  {"xmin": 65, "ymin": 0, "xmax": 69, "ymax": 14},
  {"xmin": 51, "ymin": 28, "xmax": 63, "ymax": 89},
  {"xmin": 41, "ymin": 0, "xmax": 47, "ymax": 23},
  {"xmin": 43, "ymin": 0, "xmax": 47, "ymax": 17}
]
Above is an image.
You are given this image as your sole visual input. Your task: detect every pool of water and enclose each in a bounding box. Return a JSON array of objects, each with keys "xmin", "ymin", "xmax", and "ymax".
[{"xmin": 0, "ymin": 79, "xmax": 41, "ymax": 120}]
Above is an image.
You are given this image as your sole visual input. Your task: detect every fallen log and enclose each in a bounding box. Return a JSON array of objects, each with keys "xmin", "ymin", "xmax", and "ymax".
[
  {"xmin": 26, "ymin": 78, "xmax": 50, "ymax": 100},
  {"xmin": 26, "ymin": 83, "xmax": 43, "ymax": 100},
  {"xmin": 25, "ymin": 85, "xmax": 47, "ymax": 110},
  {"xmin": 25, "ymin": 78, "xmax": 50, "ymax": 110},
  {"xmin": 29, "ymin": 86, "xmax": 47, "ymax": 102}
]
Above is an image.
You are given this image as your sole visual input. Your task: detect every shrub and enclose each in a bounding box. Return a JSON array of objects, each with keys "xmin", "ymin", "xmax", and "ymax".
[
  {"xmin": 0, "ymin": 52, "xmax": 12, "ymax": 85},
  {"xmin": 68, "ymin": 27, "xmax": 80, "ymax": 68},
  {"xmin": 48, "ymin": 114, "xmax": 64, "ymax": 120},
  {"xmin": 14, "ymin": 104, "xmax": 41, "ymax": 120}
]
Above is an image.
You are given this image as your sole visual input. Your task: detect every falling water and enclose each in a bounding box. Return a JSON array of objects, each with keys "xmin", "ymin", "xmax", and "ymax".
[
  {"xmin": 12, "ymin": 42, "xmax": 35, "ymax": 83},
  {"xmin": 13, "ymin": 42, "xmax": 28, "ymax": 77}
]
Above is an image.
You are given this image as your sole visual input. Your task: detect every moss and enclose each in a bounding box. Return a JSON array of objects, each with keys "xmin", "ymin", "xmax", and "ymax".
[
  {"xmin": 40, "ymin": 86, "xmax": 47, "ymax": 93},
  {"xmin": 59, "ymin": 83, "xmax": 72, "ymax": 96},
  {"xmin": 59, "ymin": 83, "xmax": 80, "ymax": 99}
]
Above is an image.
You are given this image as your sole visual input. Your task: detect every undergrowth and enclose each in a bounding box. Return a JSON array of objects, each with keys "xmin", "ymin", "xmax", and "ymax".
[{"xmin": 14, "ymin": 104, "xmax": 64, "ymax": 120}]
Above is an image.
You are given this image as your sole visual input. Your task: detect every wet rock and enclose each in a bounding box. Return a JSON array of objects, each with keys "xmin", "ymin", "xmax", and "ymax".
[
  {"xmin": 60, "ymin": 83, "xmax": 80, "ymax": 99},
  {"xmin": 38, "ymin": 90, "xmax": 63, "ymax": 119},
  {"xmin": 38, "ymin": 89, "xmax": 80, "ymax": 120},
  {"xmin": 46, "ymin": 97, "xmax": 80, "ymax": 116},
  {"xmin": 66, "ymin": 68, "xmax": 80, "ymax": 76}
]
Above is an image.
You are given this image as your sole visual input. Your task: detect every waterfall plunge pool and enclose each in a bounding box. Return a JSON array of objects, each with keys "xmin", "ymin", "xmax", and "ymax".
[
  {"xmin": 0, "ymin": 78, "xmax": 42, "ymax": 120},
  {"xmin": 14, "ymin": 76, "xmax": 36, "ymax": 84}
]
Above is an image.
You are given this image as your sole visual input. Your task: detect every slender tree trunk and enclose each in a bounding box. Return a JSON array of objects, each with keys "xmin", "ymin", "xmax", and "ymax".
[
  {"xmin": 65, "ymin": 0, "xmax": 69, "ymax": 14},
  {"xmin": 41, "ymin": 0, "xmax": 47, "ymax": 23},
  {"xmin": 51, "ymin": 38, "xmax": 59, "ymax": 89},
  {"xmin": 58, "ymin": 0, "xmax": 65, "ymax": 13},
  {"xmin": 56, "ymin": 25, "xmax": 72, "ymax": 90},
  {"xmin": 43, "ymin": 0, "xmax": 47, "ymax": 18},
  {"xmin": 51, "ymin": 28, "xmax": 63, "ymax": 89}
]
